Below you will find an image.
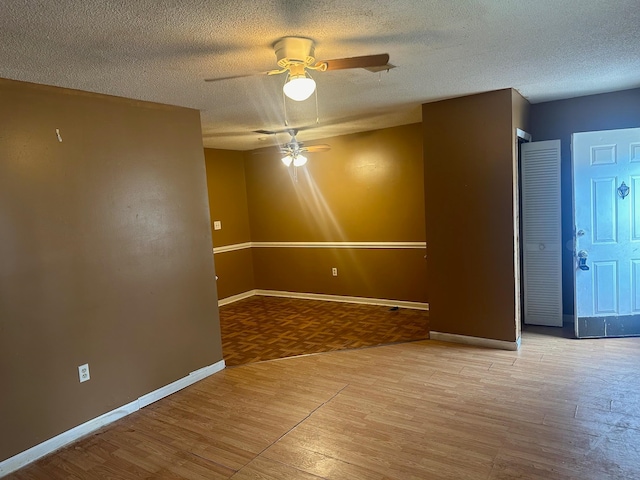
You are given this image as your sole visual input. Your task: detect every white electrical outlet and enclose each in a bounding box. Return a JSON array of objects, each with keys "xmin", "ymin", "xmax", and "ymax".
[
  {"xmin": 332, "ymin": 267, "xmax": 338, "ymax": 276},
  {"xmin": 78, "ymin": 364, "xmax": 90, "ymax": 383},
  {"xmin": 213, "ymin": 220, "xmax": 222, "ymax": 230}
]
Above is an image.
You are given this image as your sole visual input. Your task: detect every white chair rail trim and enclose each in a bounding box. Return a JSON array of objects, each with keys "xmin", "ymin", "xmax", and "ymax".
[{"xmin": 214, "ymin": 241, "xmax": 426, "ymax": 254}]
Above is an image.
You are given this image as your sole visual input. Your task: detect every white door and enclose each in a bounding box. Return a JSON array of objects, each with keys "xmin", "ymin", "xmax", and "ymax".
[
  {"xmin": 573, "ymin": 127, "xmax": 640, "ymax": 338},
  {"xmin": 521, "ymin": 140, "xmax": 562, "ymax": 326}
]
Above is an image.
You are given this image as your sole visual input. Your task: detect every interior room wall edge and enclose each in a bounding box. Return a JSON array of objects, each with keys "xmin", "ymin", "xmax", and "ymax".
[
  {"xmin": 423, "ymin": 88, "xmax": 518, "ymax": 343},
  {"xmin": 430, "ymin": 331, "xmax": 521, "ymax": 351},
  {"xmin": 511, "ymin": 89, "xmax": 531, "ymax": 342}
]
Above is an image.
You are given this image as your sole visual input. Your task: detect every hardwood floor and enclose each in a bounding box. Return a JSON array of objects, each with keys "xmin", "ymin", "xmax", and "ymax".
[
  {"xmin": 219, "ymin": 296, "xmax": 430, "ymax": 366},
  {"xmin": 7, "ymin": 328, "xmax": 640, "ymax": 479}
]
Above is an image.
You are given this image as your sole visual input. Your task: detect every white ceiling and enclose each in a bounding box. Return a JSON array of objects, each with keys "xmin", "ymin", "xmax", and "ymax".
[{"xmin": 2, "ymin": 1, "xmax": 639, "ymax": 150}]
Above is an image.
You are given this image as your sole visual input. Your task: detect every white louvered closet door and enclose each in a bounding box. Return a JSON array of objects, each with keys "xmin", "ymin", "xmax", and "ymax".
[{"xmin": 521, "ymin": 140, "xmax": 563, "ymax": 326}]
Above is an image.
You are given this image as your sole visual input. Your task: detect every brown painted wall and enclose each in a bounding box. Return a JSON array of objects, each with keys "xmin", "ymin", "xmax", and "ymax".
[
  {"xmin": 204, "ymin": 149, "xmax": 254, "ymax": 299},
  {"xmin": 0, "ymin": 79, "xmax": 222, "ymax": 461},
  {"xmin": 244, "ymin": 123, "xmax": 427, "ymax": 302},
  {"xmin": 213, "ymin": 248, "xmax": 255, "ymax": 300},
  {"xmin": 252, "ymin": 248, "xmax": 428, "ymax": 302},
  {"xmin": 530, "ymin": 88, "xmax": 640, "ymax": 315},
  {"xmin": 423, "ymin": 89, "xmax": 518, "ymax": 342}
]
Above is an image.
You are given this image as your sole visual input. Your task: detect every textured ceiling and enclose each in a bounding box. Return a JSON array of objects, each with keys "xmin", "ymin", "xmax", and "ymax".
[{"xmin": 1, "ymin": 1, "xmax": 639, "ymax": 150}]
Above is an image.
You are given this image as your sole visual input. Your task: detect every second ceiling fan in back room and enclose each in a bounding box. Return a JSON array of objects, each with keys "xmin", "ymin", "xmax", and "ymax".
[
  {"xmin": 251, "ymin": 127, "xmax": 330, "ymax": 171},
  {"xmin": 278, "ymin": 128, "xmax": 330, "ymax": 167},
  {"xmin": 205, "ymin": 36, "xmax": 394, "ymax": 102}
]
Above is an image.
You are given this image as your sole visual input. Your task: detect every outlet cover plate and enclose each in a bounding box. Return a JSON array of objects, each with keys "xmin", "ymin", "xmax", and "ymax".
[{"xmin": 78, "ymin": 364, "xmax": 90, "ymax": 383}]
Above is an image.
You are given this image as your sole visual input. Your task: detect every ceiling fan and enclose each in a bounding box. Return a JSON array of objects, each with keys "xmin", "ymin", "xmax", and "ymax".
[
  {"xmin": 278, "ymin": 129, "xmax": 331, "ymax": 167},
  {"xmin": 205, "ymin": 36, "xmax": 393, "ymax": 102}
]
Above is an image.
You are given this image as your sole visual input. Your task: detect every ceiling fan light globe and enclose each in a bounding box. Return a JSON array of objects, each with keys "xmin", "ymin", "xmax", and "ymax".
[
  {"xmin": 281, "ymin": 155, "xmax": 293, "ymax": 167},
  {"xmin": 283, "ymin": 76, "xmax": 316, "ymax": 101},
  {"xmin": 293, "ymin": 154, "xmax": 308, "ymax": 167}
]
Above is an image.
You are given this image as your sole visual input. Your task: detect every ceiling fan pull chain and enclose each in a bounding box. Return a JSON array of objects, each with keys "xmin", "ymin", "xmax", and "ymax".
[
  {"xmin": 282, "ymin": 82, "xmax": 290, "ymax": 127},
  {"xmin": 314, "ymin": 86, "xmax": 319, "ymax": 125}
]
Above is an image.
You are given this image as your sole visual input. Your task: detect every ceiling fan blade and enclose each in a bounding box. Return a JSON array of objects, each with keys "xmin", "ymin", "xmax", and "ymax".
[
  {"xmin": 322, "ymin": 53, "xmax": 390, "ymax": 71},
  {"xmin": 204, "ymin": 72, "xmax": 267, "ymax": 82},
  {"xmin": 304, "ymin": 144, "xmax": 331, "ymax": 153},
  {"xmin": 252, "ymin": 148, "xmax": 274, "ymax": 156},
  {"xmin": 254, "ymin": 129, "xmax": 278, "ymax": 135}
]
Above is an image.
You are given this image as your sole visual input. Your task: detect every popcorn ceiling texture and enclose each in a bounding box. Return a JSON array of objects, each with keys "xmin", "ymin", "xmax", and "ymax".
[{"xmin": 1, "ymin": 0, "xmax": 639, "ymax": 150}]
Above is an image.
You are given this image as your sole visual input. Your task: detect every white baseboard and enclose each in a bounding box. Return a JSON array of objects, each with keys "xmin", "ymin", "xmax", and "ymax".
[
  {"xmin": 218, "ymin": 290, "xmax": 257, "ymax": 307},
  {"xmin": 0, "ymin": 359, "xmax": 226, "ymax": 478},
  {"xmin": 255, "ymin": 289, "xmax": 429, "ymax": 310},
  {"xmin": 0, "ymin": 401, "xmax": 139, "ymax": 478},
  {"xmin": 218, "ymin": 289, "xmax": 429, "ymax": 311},
  {"xmin": 430, "ymin": 331, "xmax": 521, "ymax": 351},
  {"xmin": 138, "ymin": 361, "xmax": 225, "ymax": 408}
]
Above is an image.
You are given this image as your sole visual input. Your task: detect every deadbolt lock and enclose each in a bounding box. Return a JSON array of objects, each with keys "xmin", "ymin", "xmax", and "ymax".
[{"xmin": 577, "ymin": 250, "xmax": 589, "ymax": 271}]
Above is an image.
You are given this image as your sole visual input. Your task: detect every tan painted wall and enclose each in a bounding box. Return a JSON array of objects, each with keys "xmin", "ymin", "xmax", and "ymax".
[
  {"xmin": 423, "ymin": 89, "xmax": 518, "ymax": 342},
  {"xmin": 244, "ymin": 123, "xmax": 427, "ymax": 303},
  {"xmin": 204, "ymin": 149, "xmax": 255, "ymax": 299},
  {"xmin": 530, "ymin": 88, "xmax": 640, "ymax": 315},
  {"xmin": 246, "ymin": 124, "xmax": 426, "ymax": 242},
  {"xmin": 0, "ymin": 79, "xmax": 222, "ymax": 462}
]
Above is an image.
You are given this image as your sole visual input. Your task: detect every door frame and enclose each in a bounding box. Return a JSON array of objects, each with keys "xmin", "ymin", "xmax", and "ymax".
[{"xmin": 516, "ymin": 128, "xmax": 531, "ymax": 331}]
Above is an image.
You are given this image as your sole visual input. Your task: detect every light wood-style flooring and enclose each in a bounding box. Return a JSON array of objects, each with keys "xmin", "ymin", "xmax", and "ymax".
[{"xmin": 7, "ymin": 327, "xmax": 640, "ymax": 479}]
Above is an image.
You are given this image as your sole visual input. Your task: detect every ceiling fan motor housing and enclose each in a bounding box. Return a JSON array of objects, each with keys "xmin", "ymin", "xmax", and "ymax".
[{"xmin": 274, "ymin": 37, "xmax": 316, "ymax": 68}]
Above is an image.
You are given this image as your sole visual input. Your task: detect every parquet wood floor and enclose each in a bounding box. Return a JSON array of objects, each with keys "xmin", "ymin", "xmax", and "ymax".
[
  {"xmin": 7, "ymin": 330, "xmax": 640, "ymax": 479},
  {"xmin": 219, "ymin": 296, "xmax": 430, "ymax": 366}
]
